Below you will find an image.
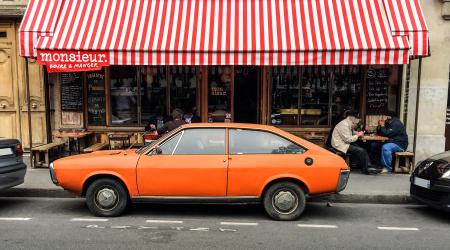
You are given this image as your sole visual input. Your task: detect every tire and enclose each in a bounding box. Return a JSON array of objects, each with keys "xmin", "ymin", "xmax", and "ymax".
[
  {"xmin": 85, "ymin": 178, "xmax": 129, "ymax": 217},
  {"xmin": 263, "ymin": 182, "xmax": 306, "ymax": 221}
]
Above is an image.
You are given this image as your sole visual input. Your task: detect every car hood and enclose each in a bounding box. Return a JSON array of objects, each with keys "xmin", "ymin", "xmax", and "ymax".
[{"xmin": 414, "ymin": 152, "xmax": 450, "ymax": 179}]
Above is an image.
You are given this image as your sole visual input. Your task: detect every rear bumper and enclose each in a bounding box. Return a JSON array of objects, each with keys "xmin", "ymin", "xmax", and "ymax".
[
  {"xmin": 0, "ymin": 163, "xmax": 26, "ymax": 190},
  {"xmin": 410, "ymin": 181, "xmax": 450, "ymax": 212},
  {"xmin": 337, "ymin": 170, "xmax": 350, "ymax": 193}
]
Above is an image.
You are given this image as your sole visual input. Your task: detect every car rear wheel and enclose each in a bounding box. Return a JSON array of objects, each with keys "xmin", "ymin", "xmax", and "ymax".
[
  {"xmin": 263, "ymin": 182, "xmax": 306, "ymax": 221},
  {"xmin": 86, "ymin": 178, "xmax": 129, "ymax": 217}
]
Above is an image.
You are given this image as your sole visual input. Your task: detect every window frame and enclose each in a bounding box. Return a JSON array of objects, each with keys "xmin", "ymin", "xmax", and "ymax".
[
  {"xmin": 172, "ymin": 128, "xmax": 227, "ymax": 155},
  {"xmin": 228, "ymin": 128, "xmax": 307, "ymax": 155}
]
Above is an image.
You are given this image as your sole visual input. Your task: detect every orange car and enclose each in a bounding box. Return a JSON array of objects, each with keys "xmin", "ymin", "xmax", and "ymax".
[{"xmin": 50, "ymin": 123, "xmax": 349, "ymax": 220}]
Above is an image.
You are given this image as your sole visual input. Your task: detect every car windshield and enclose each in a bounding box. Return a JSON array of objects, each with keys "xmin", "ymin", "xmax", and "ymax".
[{"xmin": 135, "ymin": 128, "xmax": 182, "ymax": 154}]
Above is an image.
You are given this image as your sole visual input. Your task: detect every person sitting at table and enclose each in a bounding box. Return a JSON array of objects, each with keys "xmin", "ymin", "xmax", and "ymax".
[
  {"xmin": 155, "ymin": 108, "xmax": 187, "ymax": 135},
  {"xmin": 371, "ymin": 111, "xmax": 408, "ymax": 173},
  {"xmin": 331, "ymin": 111, "xmax": 380, "ymax": 175}
]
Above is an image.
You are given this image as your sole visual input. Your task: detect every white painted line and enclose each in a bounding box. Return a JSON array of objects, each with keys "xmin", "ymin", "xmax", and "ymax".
[
  {"xmin": 0, "ymin": 217, "xmax": 31, "ymax": 221},
  {"xmin": 70, "ymin": 218, "xmax": 109, "ymax": 222},
  {"xmin": 220, "ymin": 222, "xmax": 259, "ymax": 226},
  {"xmin": 377, "ymin": 227, "xmax": 419, "ymax": 231},
  {"xmin": 146, "ymin": 220, "xmax": 183, "ymax": 224},
  {"xmin": 297, "ymin": 224, "xmax": 338, "ymax": 229}
]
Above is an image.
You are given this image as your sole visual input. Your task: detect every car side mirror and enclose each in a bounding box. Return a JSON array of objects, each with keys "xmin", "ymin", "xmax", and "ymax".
[{"xmin": 153, "ymin": 146, "xmax": 162, "ymax": 155}]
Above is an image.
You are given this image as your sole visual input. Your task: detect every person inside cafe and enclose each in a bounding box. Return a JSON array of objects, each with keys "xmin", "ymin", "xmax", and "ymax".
[
  {"xmin": 371, "ymin": 111, "xmax": 408, "ymax": 173},
  {"xmin": 331, "ymin": 111, "xmax": 380, "ymax": 175},
  {"xmin": 148, "ymin": 108, "xmax": 187, "ymax": 135}
]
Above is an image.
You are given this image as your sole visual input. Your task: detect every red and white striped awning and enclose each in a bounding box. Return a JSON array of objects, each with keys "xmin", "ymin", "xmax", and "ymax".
[{"xmin": 20, "ymin": 0, "xmax": 429, "ymax": 67}]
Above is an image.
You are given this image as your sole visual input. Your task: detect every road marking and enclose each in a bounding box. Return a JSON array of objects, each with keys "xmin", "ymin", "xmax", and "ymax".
[
  {"xmin": 220, "ymin": 222, "xmax": 258, "ymax": 226},
  {"xmin": 71, "ymin": 218, "xmax": 109, "ymax": 222},
  {"xmin": 297, "ymin": 224, "xmax": 338, "ymax": 229},
  {"xmin": 377, "ymin": 227, "xmax": 419, "ymax": 231},
  {"xmin": 0, "ymin": 217, "xmax": 31, "ymax": 221},
  {"xmin": 146, "ymin": 220, "xmax": 183, "ymax": 224}
]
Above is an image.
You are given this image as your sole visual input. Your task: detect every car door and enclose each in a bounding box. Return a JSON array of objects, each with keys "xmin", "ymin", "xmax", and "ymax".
[
  {"xmin": 227, "ymin": 129, "xmax": 307, "ymax": 196},
  {"xmin": 136, "ymin": 128, "xmax": 228, "ymax": 196}
]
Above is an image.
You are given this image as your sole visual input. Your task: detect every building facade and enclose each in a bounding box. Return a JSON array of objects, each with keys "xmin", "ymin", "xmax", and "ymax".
[{"xmin": 0, "ymin": 0, "xmax": 47, "ymax": 150}]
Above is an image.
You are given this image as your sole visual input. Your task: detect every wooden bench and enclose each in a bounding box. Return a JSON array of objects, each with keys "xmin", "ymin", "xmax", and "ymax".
[
  {"xmin": 83, "ymin": 142, "xmax": 109, "ymax": 153},
  {"xmin": 31, "ymin": 142, "xmax": 65, "ymax": 168},
  {"xmin": 393, "ymin": 151, "xmax": 414, "ymax": 173}
]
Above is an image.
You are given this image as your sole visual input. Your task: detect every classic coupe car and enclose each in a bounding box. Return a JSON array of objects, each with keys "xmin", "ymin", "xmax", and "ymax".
[
  {"xmin": 411, "ymin": 151, "xmax": 450, "ymax": 212},
  {"xmin": 50, "ymin": 123, "xmax": 349, "ymax": 220}
]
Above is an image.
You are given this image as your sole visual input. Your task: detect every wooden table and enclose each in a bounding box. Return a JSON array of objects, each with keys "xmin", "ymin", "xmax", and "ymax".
[
  {"xmin": 54, "ymin": 131, "xmax": 94, "ymax": 154},
  {"xmin": 361, "ymin": 135, "xmax": 389, "ymax": 142}
]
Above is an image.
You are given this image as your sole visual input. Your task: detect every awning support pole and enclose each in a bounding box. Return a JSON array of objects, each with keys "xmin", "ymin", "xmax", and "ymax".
[
  {"xmin": 25, "ymin": 58, "xmax": 33, "ymax": 168},
  {"xmin": 412, "ymin": 58, "xmax": 422, "ymax": 164}
]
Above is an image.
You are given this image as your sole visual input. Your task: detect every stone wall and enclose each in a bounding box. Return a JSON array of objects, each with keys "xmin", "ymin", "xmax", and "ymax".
[{"xmin": 405, "ymin": 0, "xmax": 450, "ymax": 162}]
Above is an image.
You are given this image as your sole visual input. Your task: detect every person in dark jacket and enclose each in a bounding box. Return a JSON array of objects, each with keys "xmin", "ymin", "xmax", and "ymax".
[
  {"xmin": 373, "ymin": 111, "xmax": 408, "ymax": 173},
  {"xmin": 155, "ymin": 109, "xmax": 187, "ymax": 135}
]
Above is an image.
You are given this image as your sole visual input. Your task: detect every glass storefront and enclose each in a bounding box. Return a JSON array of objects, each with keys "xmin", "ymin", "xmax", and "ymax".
[{"xmin": 81, "ymin": 65, "xmax": 401, "ymax": 130}]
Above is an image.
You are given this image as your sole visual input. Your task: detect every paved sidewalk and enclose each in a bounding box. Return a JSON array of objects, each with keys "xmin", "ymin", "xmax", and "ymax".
[{"xmin": 1, "ymin": 157, "xmax": 414, "ymax": 204}]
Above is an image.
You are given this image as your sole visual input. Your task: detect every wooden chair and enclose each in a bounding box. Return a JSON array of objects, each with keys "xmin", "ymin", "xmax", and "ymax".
[
  {"xmin": 393, "ymin": 151, "xmax": 414, "ymax": 173},
  {"xmin": 31, "ymin": 142, "xmax": 66, "ymax": 168}
]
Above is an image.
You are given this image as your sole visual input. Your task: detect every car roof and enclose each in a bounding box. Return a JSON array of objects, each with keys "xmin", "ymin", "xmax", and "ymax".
[{"xmin": 180, "ymin": 123, "xmax": 277, "ymax": 131}]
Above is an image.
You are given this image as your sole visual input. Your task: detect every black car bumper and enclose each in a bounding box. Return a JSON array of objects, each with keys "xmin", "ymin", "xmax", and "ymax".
[
  {"xmin": 0, "ymin": 163, "xmax": 27, "ymax": 191},
  {"xmin": 410, "ymin": 177, "xmax": 450, "ymax": 212}
]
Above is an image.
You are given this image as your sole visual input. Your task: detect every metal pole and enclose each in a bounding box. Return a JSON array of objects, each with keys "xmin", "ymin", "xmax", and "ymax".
[
  {"xmin": 25, "ymin": 58, "xmax": 33, "ymax": 168},
  {"xmin": 413, "ymin": 58, "xmax": 422, "ymax": 164}
]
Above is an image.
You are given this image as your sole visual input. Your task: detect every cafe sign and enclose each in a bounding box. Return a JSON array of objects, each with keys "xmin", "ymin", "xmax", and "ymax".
[{"xmin": 37, "ymin": 50, "xmax": 110, "ymax": 73}]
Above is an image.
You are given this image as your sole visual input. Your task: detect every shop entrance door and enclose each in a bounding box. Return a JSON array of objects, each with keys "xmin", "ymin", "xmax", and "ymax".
[{"xmin": 234, "ymin": 66, "xmax": 259, "ymax": 123}]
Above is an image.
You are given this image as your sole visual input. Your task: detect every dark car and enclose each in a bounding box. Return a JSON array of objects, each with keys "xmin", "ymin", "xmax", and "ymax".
[
  {"xmin": 0, "ymin": 138, "xmax": 26, "ymax": 191},
  {"xmin": 410, "ymin": 152, "xmax": 450, "ymax": 212}
]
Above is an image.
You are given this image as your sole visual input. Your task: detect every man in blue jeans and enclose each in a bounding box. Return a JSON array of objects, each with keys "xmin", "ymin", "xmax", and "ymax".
[{"xmin": 371, "ymin": 112, "xmax": 409, "ymax": 173}]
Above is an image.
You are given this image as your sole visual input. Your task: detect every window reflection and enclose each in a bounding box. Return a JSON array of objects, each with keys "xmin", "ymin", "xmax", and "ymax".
[
  {"xmin": 208, "ymin": 66, "xmax": 232, "ymax": 122},
  {"xmin": 169, "ymin": 66, "xmax": 198, "ymax": 121},
  {"xmin": 110, "ymin": 66, "xmax": 138, "ymax": 125},
  {"xmin": 141, "ymin": 66, "xmax": 167, "ymax": 128},
  {"xmin": 300, "ymin": 67, "xmax": 330, "ymax": 126}
]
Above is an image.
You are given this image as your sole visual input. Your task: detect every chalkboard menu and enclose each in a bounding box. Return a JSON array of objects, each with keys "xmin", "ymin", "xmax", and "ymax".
[
  {"xmin": 87, "ymin": 70, "xmax": 106, "ymax": 125},
  {"xmin": 61, "ymin": 73, "xmax": 83, "ymax": 111},
  {"xmin": 366, "ymin": 68, "xmax": 390, "ymax": 115}
]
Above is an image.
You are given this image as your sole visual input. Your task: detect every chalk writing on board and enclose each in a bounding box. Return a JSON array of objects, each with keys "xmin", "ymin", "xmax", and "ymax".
[
  {"xmin": 61, "ymin": 73, "xmax": 83, "ymax": 111},
  {"xmin": 87, "ymin": 71, "xmax": 106, "ymax": 125},
  {"xmin": 366, "ymin": 69, "xmax": 390, "ymax": 115}
]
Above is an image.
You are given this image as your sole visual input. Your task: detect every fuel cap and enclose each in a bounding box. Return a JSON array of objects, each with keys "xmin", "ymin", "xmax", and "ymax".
[{"xmin": 305, "ymin": 157, "xmax": 314, "ymax": 166}]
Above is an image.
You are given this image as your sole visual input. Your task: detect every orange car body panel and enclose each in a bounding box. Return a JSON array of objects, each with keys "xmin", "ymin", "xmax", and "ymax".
[{"xmin": 52, "ymin": 123, "xmax": 348, "ymax": 198}]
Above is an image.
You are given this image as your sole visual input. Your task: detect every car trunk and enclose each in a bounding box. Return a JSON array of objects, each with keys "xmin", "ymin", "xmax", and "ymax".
[{"xmin": 0, "ymin": 138, "xmax": 22, "ymax": 168}]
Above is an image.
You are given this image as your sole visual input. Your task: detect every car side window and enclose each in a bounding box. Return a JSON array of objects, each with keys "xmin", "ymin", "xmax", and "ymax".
[
  {"xmin": 229, "ymin": 129, "xmax": 305, "ymax": 155},
  {"xmin": 173, "ymin": 128, "xmax": 226, "ymax": 155},
  {"xmin": 157, "ymin": 133, "xmax": 182, "ymax": 155}
]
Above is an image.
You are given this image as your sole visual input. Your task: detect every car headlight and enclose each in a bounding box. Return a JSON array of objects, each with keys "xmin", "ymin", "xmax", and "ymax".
[{"xmin": 442, "ymin": 170, "xmax": 450, "ymax": 179}]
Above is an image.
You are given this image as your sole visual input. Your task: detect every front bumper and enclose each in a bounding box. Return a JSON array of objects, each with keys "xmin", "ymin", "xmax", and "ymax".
[
  {"xmin": 49, "ymin": 163, "xmax": 59, "ymax": 185},
  {"xmin": 337, "ymin": 170, "xmax": 350, "ymax": 193},
  {"xmin": 0, "ymin": 163, "xmax": 26, "ymax": 190},
  {"xmin": 410, "ymin": 176, "xmax": 450, "ymax": 212}
]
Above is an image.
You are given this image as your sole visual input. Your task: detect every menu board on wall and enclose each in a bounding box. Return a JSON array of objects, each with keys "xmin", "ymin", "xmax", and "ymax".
[
  {"xmin": 366, "ymin": 68, "xmax": 389, "ymax": 115},
  {"xmin": 86, "ymin": 71, "xmax": 106, "ymax": 125},
  {"xmin": 61, "ymin": 72, "xmax": 83, "ymax": 111}
]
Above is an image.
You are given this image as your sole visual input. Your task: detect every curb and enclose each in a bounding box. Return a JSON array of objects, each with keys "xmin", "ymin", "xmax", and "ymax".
[
  {"xmin": 0, "ymin": 188, "xmax": 76, "ymax": 198},
  {"xmin": 1, "ymin": 188, "xmax": 416, "ymax": 204}
]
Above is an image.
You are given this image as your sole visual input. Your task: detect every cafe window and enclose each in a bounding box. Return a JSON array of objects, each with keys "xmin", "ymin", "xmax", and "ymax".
[
  {"xmin": 110, "ymin": 66, "xmax": 138, "ymax": 125},
  {"xmin": 169, "ymin": 66, "xmax": 198, "ymax": 118},
  {"xmin": 208, "ymin": 66, "xmax": 232, "ymax": 122},
  {"xmin": 141, "ymin": 66, "xmax": 168, "ymax": 127},
  {"xmin": 86, "ymin": 70, "xmax": 107, "ymax": 126},
  {"xmin": 270, "ymin": 66, "xmax": 364, "ymax": 127}
]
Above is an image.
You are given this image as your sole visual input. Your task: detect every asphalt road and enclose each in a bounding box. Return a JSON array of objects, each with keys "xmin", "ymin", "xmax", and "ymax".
[{"xmin": 0, "ymin": 198, "xmax": 449, "ymax": 250}]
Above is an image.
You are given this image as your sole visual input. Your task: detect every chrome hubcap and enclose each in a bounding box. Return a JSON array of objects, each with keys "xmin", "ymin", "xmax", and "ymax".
[
  {"xmin": 273, "ymin": 191, "xmax": 298, "ymax": 214},
  {"xmin": 96, "ymin": 188, "xmax": 117, "ymax": 209}
]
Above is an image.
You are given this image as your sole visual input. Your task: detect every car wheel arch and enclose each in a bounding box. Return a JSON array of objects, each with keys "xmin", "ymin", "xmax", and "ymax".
[
  {"xmin": 82, "ymin": 173, "xmax": 130, "ymax": 198},
  {"xmin": 261, "ymin": 177, "xmax": 310, "ymax": 198}
]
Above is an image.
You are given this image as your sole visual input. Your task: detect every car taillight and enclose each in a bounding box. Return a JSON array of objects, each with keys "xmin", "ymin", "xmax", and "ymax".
[{"xmin": 15, "ymin": 144, "xmax": 23, "ymax": 156}]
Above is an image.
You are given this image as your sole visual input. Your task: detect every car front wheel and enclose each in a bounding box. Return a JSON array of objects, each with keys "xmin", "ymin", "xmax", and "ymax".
[
  {"xmin": 263, "ymin": 182, "xmax": 306, "ymax": 221},
  {"xmin": 85, "ymin": 178, "xmax": 129, "ymax": 217}
]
